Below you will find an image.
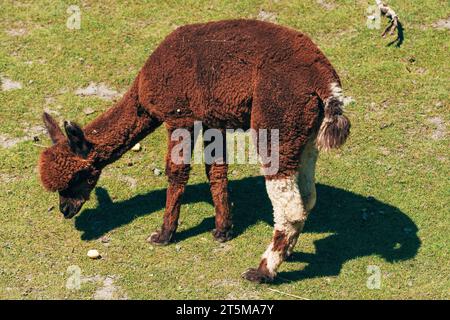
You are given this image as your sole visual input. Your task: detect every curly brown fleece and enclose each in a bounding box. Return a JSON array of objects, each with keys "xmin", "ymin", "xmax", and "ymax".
[
  {"xmin": 39, "ymin": 19, "xmax": 350, "ymax": 281},
  {"xmin": 137, "ymin": 19, "xmax": 349, "ymax": 176},
  {"xmin": 40, "ymin": 19, "xmax": 349, "ymax": 191}
]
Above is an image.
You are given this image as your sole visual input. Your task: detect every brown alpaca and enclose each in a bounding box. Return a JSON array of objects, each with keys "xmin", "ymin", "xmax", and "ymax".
[{"xmin": 39, "ymin": 19, "xmax": 350, "ymax": 283}]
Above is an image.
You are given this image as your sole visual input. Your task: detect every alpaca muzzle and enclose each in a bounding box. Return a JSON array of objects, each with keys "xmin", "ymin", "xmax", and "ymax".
[{"xmin": 59, "ymin": 198, "xmax": 85, "ymax": 219}]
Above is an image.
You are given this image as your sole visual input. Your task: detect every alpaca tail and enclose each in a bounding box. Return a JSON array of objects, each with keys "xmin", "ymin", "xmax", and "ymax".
[{"xmin": 316, "ymin": 83, "xmax": 351, "ymax": 151}]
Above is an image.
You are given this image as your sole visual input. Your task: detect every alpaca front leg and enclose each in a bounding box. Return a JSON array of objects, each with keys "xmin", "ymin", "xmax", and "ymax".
[
  {"xmin": 148, "ymin": 127, "xmax": 193, "ymax": 245},
  {"xmin": 206, "ymin": 162, "xmax": 232, "ymax": 242},
  {"xmin": 147, "ymin": 181, "xmax": 187, "ymax": 245},
  {"xmin": 243, "ymin": 176, "xmax": 307, "ymax": 283},
  {"xmin": 203, "ymin": 127, "xmax": 232, "ymax": 242}
]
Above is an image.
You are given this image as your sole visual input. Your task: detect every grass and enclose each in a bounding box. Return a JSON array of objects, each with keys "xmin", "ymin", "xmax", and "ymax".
[{"xmin": 0, "ymin": 0, "xmax": 448, "ymax": 299}]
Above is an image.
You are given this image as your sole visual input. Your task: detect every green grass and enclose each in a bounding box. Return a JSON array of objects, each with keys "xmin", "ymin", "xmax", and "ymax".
[{"xmin": 0, "ymin": 0, "xmax": 449, "ymax": 299}]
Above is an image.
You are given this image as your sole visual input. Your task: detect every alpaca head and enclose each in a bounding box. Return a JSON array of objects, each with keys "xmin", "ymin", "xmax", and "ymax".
[{"xmin": 39, "ymin": 112, "xmax": 100, "ymax": 218}]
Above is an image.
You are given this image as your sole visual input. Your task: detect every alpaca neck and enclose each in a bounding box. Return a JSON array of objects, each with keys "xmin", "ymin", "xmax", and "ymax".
[{"xmin": 83, "ymin": 79, "xmax": 162, "ymax": 169}]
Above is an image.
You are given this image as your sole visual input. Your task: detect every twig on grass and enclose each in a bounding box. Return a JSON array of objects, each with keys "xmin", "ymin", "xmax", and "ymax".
[
  {"xmin": 267, "ymin": 288, "xmax": 310, "ymax": 300},
  {"xmin": 375, "ymin": 0, "xmax": 404, "ymax": 47}
]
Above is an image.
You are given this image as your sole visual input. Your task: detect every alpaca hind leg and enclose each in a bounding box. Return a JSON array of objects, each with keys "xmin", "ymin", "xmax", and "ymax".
[
  {"xmin": 243, "ymin": 72, "xmax": 321, "ymax": 281},
  {"xmin": 243, "ymin": 176, "xmax": 308, "ymax": 282},
  {"xmin": 286, "ymin": 138, "xmax": 318, "ymax": 257}
]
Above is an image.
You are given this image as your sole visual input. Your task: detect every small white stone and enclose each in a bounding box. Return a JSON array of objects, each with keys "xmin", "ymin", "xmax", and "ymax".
[
  {"xmin": 153, "ymin": 168, "xmax": 162, "ymax": 176},
  {"xmin": 131, "ymin": 143, "xmax": 141, "ymax": 151},
  {"xmin": 87, "ymin": 249, "xmax": 100, "ymax": 259}
]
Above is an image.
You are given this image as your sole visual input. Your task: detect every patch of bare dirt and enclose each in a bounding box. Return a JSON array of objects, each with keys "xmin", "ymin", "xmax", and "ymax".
[
  {"xmin": 212, "ymin": 243, "xmax": 233, "ymax": 254},
  {"xmin": 0, "ymin": 173, "xmax": 20, "ymax": 183},
  {"xmin": 43, "ymin": 107, "xmax": 61, "ymax": 117},
  {"xmin": 210, "ymin": 279, "xmax": 260, "ymax": 299},
  {"xmin": 5, "ymin": 28, "xmax": 27, "ymax": 36},
  {"xmin": 44, "ymin": 96, "xmax": 56, "ymax": 106},
  {"xmin": 0, "ymin": 135, "xmax": 26, "ymax": 148},
  {"xmin": 23, "ymin": 125, "xmax": 46, "ymax": 137},
  {"xmin": 317, "ymin": 0, "xmax": 336, "ymax": 10},
  {"xmin": 427, "ymin": 117, "xmax": 446, "ymax": 141},
  {"xmin": 0, "ymin": 125, "xmax": 46, "ymax": 149},
  {"xmin": 134, "ymin": 19, "xmax": 155, "ymax": 28},
  {"xmin": 432, "ymin": 17, "xmax": 450, "ymax": 30},
  {"xmin": 103, "ymin": 172, "xmax": 138, "ymax": 189},
  {"xmin": 75, "ymin": 82, "xmax": 122, "ymax": 101},
  {"xmin": 1, "ymin": 76, "xmax": 22, "ymax": 91},
  {"xmin": 94, "ymin": 276, "xmax": 126, "ymax": 300},
  {"xmin": 81, "ymin": 275, "xmax": 103, "ymax": 284},
  {"xmin": 81, "ymin": 275, "xmax": 128, "ymax": 300},
  {"xmin": 119, "ymin": 175, "xmax": 137, "ymax": 189},
  {"xmin": 257, "ymin": 9, "xmax": 277, "ymax": 23}
]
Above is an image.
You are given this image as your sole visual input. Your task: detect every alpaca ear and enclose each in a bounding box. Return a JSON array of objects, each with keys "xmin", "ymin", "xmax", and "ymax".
[
  {"xmin": 43, "ymin": 112, "xmax": 65, "ymax": 144},
  {"xmin": 64, "ymin": 120, "xmax": 92, "ymax": 158}
]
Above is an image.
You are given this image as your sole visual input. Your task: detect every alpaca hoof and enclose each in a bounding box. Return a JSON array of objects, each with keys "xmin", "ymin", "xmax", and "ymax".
[
  {"xmin": 242, "ymin": 268, "xmax": 274, "ymax": 283},
  {"xmin": 212, "ymin": 228, "xmax": 233, "ymax": 243},
  {"xmin": 147, "ymin": 231, "xmax": 171, "ymax": 246}
]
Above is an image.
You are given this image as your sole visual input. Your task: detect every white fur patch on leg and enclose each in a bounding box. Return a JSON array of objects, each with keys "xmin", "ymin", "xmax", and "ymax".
[
  {"xmin": 298, "ymin": 138, "xmax": 318, "ymax": 211},
  {"xmin": 261, "ymin": 177, "xmax": 309, "ymax": 275},
  {"xmin": 284, "ymin": 139, "xmax": 319, "ymax": 257},
  {"xmin": 266, "ymin": 177, "xmax": 307, "ymax": 225}
]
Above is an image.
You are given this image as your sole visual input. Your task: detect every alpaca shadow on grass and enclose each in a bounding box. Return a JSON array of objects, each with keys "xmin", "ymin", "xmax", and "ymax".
[{"xmin": 75, "ymin": 176, "xmax": 420, "ymax": 282}]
